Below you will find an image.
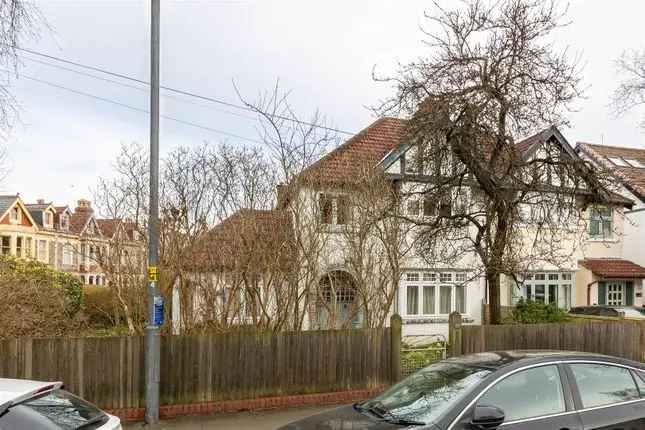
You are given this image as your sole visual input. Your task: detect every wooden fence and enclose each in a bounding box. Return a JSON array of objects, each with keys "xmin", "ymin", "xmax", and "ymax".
[
  {"xmin": 0, "ymin": 325, "xmax": 396, "ymax": 410},
  {"xmin": 449, "ymin": 313, "xmax": 645, "ymax": 363}
]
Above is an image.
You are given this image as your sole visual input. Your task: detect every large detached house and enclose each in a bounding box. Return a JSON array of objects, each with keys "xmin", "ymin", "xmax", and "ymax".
[{"xmin": 174, "ymin": 118, "xmax": 645, "ymax": 337}]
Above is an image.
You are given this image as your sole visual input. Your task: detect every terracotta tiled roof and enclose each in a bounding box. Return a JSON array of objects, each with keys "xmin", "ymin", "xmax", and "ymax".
[
  {"xmin": 189, "ymin": 209, "xmax": 293, "ymax": 271},
  {"xmin": 577, "ymin": 142, "xmax": 645, "ymax": 203},
  {"xmin": 97, "ymin": 219, "xmax": 120, "ymax": 238},
  {"xmin": 69, "ymin": 212, "xmax": 91, "ymax": 234},
  {"xmin": 300, "ymin": 117, "xmax": 408, "ymax": 185},
  {"xmin": 516, "ymin": 129, "xmax": 548, "ymax": 154},
  {"xmin": 579, "ymin": 258, "xmax": 645, "ymax": 279}
]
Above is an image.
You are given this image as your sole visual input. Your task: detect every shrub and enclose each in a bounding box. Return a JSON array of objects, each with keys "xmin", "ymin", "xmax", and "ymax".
[
  {"xmin": 506, "ymin": 299, "xmax": 570, "ymax": 324},
  {"xmin": 0, "ymin": 255, "xmax": 83, "ymax": 316},
  {"xmin": 82, "ymin": 285, "xmax": 119, "ymax": 328},
  {"xmin": 0, "ymin": 256, "xmax": 84, "ymax": 338}
]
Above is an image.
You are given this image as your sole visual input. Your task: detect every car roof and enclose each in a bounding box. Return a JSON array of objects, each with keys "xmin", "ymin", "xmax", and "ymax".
[
  {"xmin": 0, "ymin": 378, "xmax": 62, "ymax": 405},
  {"xmin": 443, "ymin": 350, "xmax": 641, "ymax": 370}
]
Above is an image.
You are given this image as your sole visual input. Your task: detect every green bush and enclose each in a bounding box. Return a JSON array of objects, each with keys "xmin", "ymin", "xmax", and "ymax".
[
  {"xmin": 506, "ymin": 299, "xmax": 570, "ymax": 324},
  {"xmin": 0, "ymin": 255, "xmax": 82, "ymax": 316}
]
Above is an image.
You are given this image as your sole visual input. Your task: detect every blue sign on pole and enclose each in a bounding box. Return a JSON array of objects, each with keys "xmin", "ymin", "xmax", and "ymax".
[{"xmin": 153, "ymin": 295, "xmax": 164, "ymax": 326}]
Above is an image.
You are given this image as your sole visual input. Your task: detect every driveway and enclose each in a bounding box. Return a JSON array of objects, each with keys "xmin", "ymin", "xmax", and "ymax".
[{"xmin": 124, "ymin": 406, "xmax": 336, "ymax": 429}]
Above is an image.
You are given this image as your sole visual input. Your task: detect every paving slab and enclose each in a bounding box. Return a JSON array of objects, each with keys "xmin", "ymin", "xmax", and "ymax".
[{"xmin": 124, "ymin": 405, "xmax": 337, "ymax": 430}]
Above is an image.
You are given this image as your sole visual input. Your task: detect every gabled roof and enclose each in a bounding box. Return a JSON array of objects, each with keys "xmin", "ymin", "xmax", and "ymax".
[
  {"xmin": 70, "ymin": 212, "xmax": 102, "ymax": 236},
  {"xmin": 0, "ymin": 195, "xmax": 37, "ymax": 227},
  {"xmin": 0, "ymin": 195, "xmax": 18, "ymax": 220},
  {"xmin": 96, "ymin": 219, "xmax": 120, "ymax": 239},
  {"xmin": 579, "ymin": 258, "xmax": 645, "ymax": 279},
  {"xmin": 576, "ymin": 142, "xmax": 645, "ymax": 204},
  {"xmin": 299, "ymin": 117, "xmax": 408, "ymax": 186},
  {"xmin": 54, "ymin": 206, "xmax": 72, "ymax": 215},
  {"xmin": 25, "ymin": 202, "xmax": 56, "ymax": 228}
]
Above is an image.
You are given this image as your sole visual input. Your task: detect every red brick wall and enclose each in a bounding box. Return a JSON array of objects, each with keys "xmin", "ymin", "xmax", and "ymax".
[{"xmin": 107, "ymin": 388, "xmax": 384, "ymax": 423}]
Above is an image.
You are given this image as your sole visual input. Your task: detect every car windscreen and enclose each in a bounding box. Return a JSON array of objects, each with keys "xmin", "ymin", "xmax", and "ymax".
[
  {"xmin": 360, "ymin": 362, "xmax": 492, "ymax": 425},
  {"xmin": 17, "ymin": 388, "xmax": 107, "ymax": 430}
]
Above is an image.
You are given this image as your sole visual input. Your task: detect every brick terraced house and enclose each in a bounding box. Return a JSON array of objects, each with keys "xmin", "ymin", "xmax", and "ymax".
[{"xmin": 0, "ymin": 195, "xmax": 143, "ymax": 286}]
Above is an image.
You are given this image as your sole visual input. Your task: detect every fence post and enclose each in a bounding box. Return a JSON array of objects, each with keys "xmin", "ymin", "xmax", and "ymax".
[
  {"xmin": 449, "ymin": 312, "xmax": 463, "ymax": 357},
  {"xmin": 390, "ymin": 314, "xmax": 402, "ymax": 383}
]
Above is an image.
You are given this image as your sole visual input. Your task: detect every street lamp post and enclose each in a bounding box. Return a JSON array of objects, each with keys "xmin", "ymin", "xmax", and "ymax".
[{"xmin": 145, "ymin": 0, "xmax": 161, "ymax": 424}]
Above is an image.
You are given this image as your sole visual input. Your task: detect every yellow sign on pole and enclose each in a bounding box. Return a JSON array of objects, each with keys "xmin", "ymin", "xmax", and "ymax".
[{"xmin": 148, "ymin": 266, "xmax": 159, "ymax": 282}]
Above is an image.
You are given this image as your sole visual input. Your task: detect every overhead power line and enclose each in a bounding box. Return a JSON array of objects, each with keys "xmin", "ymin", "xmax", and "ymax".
[
  {"xmin": 16, "ymin": 72, "xmax": 264, "ymax": 144},
  {"xmin": 12, "ymin": 45, "xmax": 356, "ymax": 136},
  {"xmin": 19, "ymin": 55, "xmax": 260, "ymax": 122}
]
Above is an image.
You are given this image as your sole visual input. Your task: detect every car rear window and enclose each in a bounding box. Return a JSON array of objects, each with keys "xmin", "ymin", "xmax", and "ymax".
[{"xmin": 19, "ymin": 389, "xmax": 107, "ymax": 430}]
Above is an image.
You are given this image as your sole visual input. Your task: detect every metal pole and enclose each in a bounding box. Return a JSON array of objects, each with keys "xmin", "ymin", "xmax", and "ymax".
[{"xmin": 145, "ymin": 0, "xmax": 161, "ymax": 424}]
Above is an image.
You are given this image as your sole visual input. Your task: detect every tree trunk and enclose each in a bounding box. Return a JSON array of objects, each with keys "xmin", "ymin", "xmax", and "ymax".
[{"xmin": 487, "ymin": 270, "xmax": 502, "ymax": 324}]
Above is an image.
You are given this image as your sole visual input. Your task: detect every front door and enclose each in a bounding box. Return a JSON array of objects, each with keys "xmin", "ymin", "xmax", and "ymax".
[{"xmin": 606, "ymin": 282, "xmax": 625, "ymax": 306}]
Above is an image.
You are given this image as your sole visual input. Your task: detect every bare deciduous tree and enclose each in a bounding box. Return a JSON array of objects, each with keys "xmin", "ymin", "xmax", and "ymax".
[
  {"xmin": 376, "ymin": 0, "xmax": 611, "ymax": 324},
  {"xmin": 613, "ymin": 49, "xmax": 645, "ymax": 128}
]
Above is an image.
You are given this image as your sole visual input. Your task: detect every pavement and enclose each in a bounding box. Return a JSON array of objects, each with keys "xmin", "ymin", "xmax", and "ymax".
[{"xmin": 124, "ymin": 405, "xmax": 336, "ymax": 430}]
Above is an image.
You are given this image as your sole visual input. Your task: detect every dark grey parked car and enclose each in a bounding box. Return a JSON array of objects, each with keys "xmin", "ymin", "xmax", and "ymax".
[{"xmin": 279, "ymin": 351, "xmax": 645, "ymax": 429}]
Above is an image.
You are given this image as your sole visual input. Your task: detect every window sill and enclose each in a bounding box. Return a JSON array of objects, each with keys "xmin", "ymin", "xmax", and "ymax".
[
  {"xmin": 403, "ymin": 315, "xmax": 473, "ymax": 324},
  {"xmin": 586, "ymin": 237, "xmax": 619, "ymax": 243}
]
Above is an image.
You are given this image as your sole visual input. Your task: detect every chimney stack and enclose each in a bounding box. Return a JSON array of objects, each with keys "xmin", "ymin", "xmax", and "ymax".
[
  {"xmin": 76, "ymin": 199, "xmax": 93, "ymax": 214},
  {"xmin": 37, "ymin": 199, "xmax": 45, "ymax": 205}
]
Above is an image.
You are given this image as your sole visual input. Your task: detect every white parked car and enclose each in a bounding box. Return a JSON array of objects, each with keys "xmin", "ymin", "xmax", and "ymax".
[{"xmin": 0, "ymin": 378, "xmax": 121, "ymax": 429}]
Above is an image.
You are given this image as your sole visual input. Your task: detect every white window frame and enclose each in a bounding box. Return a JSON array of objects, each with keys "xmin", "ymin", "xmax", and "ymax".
[
  {"xmin": 37, "ymin": 240, "xmax": 47, "ymax": 262},
  {"xmin": 401, "ymin": 271, "xmax": 468, "ymax": 317},
  {"xmin": 519, "ymin": 272, "xmax": 574, "ymax": 309},
  {"xmin": 589, "ymin": 206, "xmax": 613, "ymax": 240},
  {"xmin": 62, "ymin": 244, "xmax": 73, "ymax": 266}
]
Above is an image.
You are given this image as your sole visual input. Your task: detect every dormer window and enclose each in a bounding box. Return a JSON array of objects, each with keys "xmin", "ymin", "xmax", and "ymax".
[
  {"xmin": 607, "ymin": 157, "xmax": 629, "ymax": 167},
  {"xmin": 43, "ymin": 211, "xmax": 53, "ymax": 227},
  {"xmin": 625, "ymin": 158, "xmax": 644, "ymax": 168},
  {"xmin": 60, "ymin": 214, "xmax": 69, "ymax": 230}
]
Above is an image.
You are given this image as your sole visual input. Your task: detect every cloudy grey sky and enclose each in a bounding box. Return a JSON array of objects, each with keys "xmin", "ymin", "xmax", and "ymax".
[{"xmin": 2, "ymin": 0, "xmax": 645, "ymax": 208}]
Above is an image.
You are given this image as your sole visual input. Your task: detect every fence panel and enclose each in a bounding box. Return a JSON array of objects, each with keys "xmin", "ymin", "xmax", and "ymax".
[
  {"xmin": 0, "ymin": 328, "xmax": 392, "ymax": 410},
  {"xmin": 459, "ymin": 321, "xmax": 645, "ymax": 362}
]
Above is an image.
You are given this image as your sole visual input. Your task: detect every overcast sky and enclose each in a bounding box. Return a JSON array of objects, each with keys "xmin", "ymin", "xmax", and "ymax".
[{"xmin": 2, "ymin": 0, "xmax": 645, "ymax": 209}]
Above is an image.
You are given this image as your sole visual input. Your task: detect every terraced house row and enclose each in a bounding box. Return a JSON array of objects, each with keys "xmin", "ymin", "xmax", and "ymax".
[{"xmin": 0, "ymin": 195, "xmax": 143, "ymax": 285}]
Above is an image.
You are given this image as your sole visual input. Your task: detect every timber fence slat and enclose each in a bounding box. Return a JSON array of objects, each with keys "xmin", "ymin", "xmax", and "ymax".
[{"xmin": 458, "ymin": 321, "xmax": 645, "ymax": 362}]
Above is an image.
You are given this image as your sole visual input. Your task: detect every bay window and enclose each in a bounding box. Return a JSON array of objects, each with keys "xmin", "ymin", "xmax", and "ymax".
[
  {"xmin": 402, "ymin": 271, "xmax": 468, "ymax": 317},
  {"xmin": 519, "ymin": 272, "xmax": 573, "ymax": 309}
]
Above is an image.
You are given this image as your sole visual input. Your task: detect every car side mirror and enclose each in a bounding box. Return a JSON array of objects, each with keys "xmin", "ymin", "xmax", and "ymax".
[{"xmin": 471, "ymin": 405, "xmax": 505, "ymax": 429}]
